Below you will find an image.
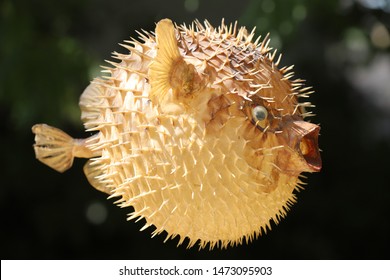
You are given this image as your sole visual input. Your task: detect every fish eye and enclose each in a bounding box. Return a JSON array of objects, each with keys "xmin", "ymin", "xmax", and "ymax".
[
  {"xmin": 252, "ymin": 105, "xmax": 268, "ymax": 122},
  {"xmin": 249, "ymin": 105, "xmax": 269, "ymax": 129}
]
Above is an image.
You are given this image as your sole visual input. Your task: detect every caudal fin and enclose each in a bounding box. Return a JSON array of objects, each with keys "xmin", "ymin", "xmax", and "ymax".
[{"xmin": 32, "ymin": 124, "xmax": 75, "ymax": 173}]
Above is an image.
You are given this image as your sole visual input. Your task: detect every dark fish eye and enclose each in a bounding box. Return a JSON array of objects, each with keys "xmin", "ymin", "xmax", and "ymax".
[{"xmin": 252, "ymin": 105, "xmax": 268, "ymax": 122}]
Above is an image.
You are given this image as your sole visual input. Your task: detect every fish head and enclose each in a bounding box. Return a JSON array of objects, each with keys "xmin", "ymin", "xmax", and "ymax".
[
  {"xmin": 240, "ymin": 94, "xmax": 322, "ymax": 176},
  {"xmin": 149, "ymin": 19, "xmax": 321, "ymax": 182}
]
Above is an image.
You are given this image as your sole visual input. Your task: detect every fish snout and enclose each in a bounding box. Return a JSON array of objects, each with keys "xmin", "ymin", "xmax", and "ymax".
[
  {"xmin": 289, "ymin": 121, "xmax": 322, "ymax": 172},
  {"xmin": 296, "ymin": 122, "xmax": 322, "ymax": 172},
  {"xmin": 277, "ymin": 119, "xmax": 322, "ymax": 173}
]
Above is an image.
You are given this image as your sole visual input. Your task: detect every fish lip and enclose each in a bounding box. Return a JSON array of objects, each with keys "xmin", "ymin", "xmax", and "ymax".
[{"xmin": 297, "ymin": 123, "xmax": 322, "ymax": 172}]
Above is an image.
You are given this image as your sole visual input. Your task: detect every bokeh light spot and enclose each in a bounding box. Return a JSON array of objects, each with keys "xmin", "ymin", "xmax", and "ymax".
[
  {"xmin": 184, "ymin": 0, "xmax": 199, "ymax": 13},
  {"xmin": 370, "ymin": 22, "xmax": 390, "ymax": 49},
  {"xmin": 86, "ymin": 201, "xmax": 108, "ymax": 225},
  {"xmin": 344, "ymin": 28, "xmax": 369, "ymax": 64},
  {"xmin": 261, "ymin": 0, "xmax": 275, "ymax": 14},
  {"xmin": 292, "ymin": 4, "xmax": 307, "ymax": 21}
]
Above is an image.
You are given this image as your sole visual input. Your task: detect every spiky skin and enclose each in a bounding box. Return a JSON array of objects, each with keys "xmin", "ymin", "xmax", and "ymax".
[{"xmin": 32, "ymin": 19, "xmax": 321, "ymax": 249}]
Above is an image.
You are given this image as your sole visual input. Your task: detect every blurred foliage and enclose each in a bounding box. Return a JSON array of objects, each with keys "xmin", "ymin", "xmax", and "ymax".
[
  {"xmin": 1, "ymin": 0, "xmax": 389, "ymax": 259},
  {"xmin": 0, "ymin": 0, "xmax": 97, "ymax": 130}
]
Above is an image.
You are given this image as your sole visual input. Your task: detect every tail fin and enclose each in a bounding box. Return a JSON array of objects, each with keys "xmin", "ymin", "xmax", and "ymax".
[{"xmin": 32, "ymin": 124, "xmax": 75, "ymax": 173}]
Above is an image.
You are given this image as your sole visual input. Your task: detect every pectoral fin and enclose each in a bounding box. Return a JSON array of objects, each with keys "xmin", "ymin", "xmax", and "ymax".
[{"xmin": 149, "ymin": 19, "xmax": 200, "ymax": 102}]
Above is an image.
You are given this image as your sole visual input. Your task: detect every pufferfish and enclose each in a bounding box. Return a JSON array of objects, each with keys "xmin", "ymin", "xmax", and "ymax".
[{"xmin": 32, "ymin": 19, "xmax": 321, "ymax": 249}]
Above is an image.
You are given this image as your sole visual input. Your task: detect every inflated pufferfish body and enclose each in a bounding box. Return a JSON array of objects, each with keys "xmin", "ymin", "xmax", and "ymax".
[{"xmin": 32, "ymin": 19, "xmax": 321, "ymax": 249}]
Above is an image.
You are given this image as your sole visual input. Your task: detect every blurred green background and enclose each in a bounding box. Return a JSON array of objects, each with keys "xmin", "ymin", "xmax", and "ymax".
[{"xmin": 1, "ymin": 0, "xmax": 389, "ymax": 259}]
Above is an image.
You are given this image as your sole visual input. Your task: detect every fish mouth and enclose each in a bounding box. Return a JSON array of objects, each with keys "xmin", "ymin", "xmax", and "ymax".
[{"xmin": 298, "ymin": 124, "xmax": 322, "ymax": 172}]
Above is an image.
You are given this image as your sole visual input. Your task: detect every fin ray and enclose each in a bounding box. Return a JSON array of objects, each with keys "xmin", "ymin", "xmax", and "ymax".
[
  {"xmin": 149, "ymin": 19, "xmax": 197, "ymax": 101},
  {"xmin": 83, "ymin": 160, "xmax": 112, "ymax": 195},
  {"xmin": 32, "ymin": 124, "xmax": 75, "ymax": 173},
  {"xmin": 79, "ymin": 81, "xmax": 106, "ymax": 130}
]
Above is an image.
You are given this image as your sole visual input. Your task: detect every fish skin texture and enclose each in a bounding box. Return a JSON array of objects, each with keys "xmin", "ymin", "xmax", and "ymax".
[{"xmin": 32, "ymin": 19, "xmax": 321, "ymax": 249}]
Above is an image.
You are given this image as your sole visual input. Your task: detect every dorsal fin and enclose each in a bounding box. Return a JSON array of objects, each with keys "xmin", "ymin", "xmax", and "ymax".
[{"xmin": 149, "ymin": 19, "xmax": 199, "ymax": 102}]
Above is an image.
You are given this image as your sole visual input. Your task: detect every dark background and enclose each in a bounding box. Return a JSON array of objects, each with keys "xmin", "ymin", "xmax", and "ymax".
[{"xmin": 1, "ymin": 0, "xmax": 389, "ymax": 259}]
